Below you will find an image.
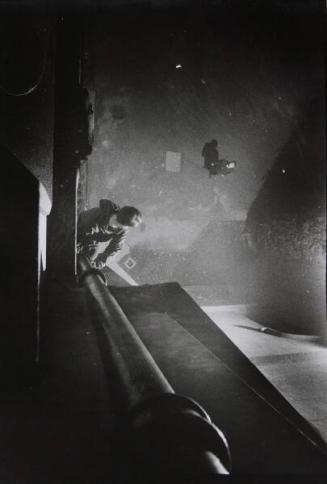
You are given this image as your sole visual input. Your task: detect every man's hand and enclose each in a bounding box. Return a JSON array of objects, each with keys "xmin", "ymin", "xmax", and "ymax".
[{"xmin": 93, "ymin": 253, "xmax": 107, "ymax": 269}]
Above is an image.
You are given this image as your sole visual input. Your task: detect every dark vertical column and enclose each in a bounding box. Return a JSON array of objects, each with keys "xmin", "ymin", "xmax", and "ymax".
[
  {"xmin": 0, "ymin": 147, "xmax": 39, "ymax": 388},
  {"xmin": 47, "ymin": 16, "xmax": 91, "ymax": 283}
]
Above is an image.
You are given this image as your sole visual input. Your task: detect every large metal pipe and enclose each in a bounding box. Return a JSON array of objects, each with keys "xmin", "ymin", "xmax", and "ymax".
[
  {"xmin": 77, "ymin": 255, "xmax": 231, "ymax": 478},
  {"xmin": 78, "ymin": 255, "xmax": 173, "ymax": 408}
]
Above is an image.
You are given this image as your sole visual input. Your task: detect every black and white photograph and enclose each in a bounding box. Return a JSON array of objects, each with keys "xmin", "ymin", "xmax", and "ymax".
[{"xmin": 0, "ymin": 0, "xmax": 326, "ymax": 482}]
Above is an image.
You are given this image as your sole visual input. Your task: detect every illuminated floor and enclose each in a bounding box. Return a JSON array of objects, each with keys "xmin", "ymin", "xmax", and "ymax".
[{"xmin": 201, "ymin": 304, "xmax": 327, "ymax": 443}]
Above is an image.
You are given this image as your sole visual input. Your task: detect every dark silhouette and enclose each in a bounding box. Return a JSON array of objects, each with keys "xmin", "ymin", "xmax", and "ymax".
[
  {"xmin": 202, "ymin": 139, "xmax": 237, "ymax": 177},
  {"xmin": 202, "ymin": 139, "xmax": 220, "ymax": 174}
]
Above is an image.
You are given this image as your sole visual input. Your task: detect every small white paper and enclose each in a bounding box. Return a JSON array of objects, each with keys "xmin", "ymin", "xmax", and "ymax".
[{"xmin": 165, "ymin": 151, "xmax": 182, "ymax": 172}]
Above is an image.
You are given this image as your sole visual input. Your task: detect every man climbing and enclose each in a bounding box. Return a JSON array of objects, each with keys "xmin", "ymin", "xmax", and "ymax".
[{"xmin": 77, "ymin": 199, "xmax": 142, "ymax": 269}]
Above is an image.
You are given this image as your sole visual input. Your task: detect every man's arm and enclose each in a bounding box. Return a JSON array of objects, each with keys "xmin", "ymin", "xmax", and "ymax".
[
  {"xmin": 103, "ymin": 231, "xmax": 126, "ymax": 258},
  {"xmin": 93, "ymin": 231, "xmax": 126, "ymax": 267}
]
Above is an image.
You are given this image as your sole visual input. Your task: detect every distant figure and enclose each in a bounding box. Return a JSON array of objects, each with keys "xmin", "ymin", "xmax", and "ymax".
[
  {"xmin": 202, "ymin": 139, "xmax": 237, "ymax": 177},
  {"xmin": 202, "ymin": 139, "xmax": 219, "ymax": 173},
  {"xmin": 77, "ymin": 199, "xmax": 142, "ymax": 269},
  {"xmin": 220, "ymin": 159, "xmax": 237, "ymax": 176}
]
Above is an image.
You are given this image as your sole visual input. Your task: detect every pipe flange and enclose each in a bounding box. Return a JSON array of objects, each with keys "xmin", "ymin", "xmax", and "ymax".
[
  {"xmin": 115, "ymin": 393, "xmax": 232, "ymax": 475},
  {"xmin": 129, "ymin": 393, "xmax": 211, "ymax": 423}
]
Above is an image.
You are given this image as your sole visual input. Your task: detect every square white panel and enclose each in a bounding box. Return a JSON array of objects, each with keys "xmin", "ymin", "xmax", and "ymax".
[{"xmin": 165, "ymin": 151, "xmax": 182, "ymax": 172}]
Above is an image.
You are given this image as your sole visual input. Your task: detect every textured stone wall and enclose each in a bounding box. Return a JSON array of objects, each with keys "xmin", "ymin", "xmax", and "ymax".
[{"xmin": 84, "ymin": 6, "xmax": 324, "ymax": 297}]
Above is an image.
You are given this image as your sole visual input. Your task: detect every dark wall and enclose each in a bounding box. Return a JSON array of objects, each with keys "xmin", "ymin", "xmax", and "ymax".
[
  {"xmin": 0, "ymin": 13, "xmax": 55, "ymax": 200},
  {"xmin": 0, "ymin": 11, "xmax": 55, "ymax": 383}
]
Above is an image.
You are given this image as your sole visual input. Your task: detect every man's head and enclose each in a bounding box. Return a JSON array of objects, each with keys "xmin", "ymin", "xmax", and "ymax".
[
  {"xmin": 211, "ymin": 139, "xmax": 218, "ymax": 146},
  {"xmin": 116, "ymin": 206, "xmax": 142, "ymax": 229}
]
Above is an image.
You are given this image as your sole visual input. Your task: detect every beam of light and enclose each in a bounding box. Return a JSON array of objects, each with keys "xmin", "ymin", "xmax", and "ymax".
[
  {"xmin": 38, "ymin": 183, "xmax": 52, "ymax": 272},
  {"xmin": 107, "ymin": 260, "xmax": 139, "ymax": 286},
  {"xmin": 175, "ymin": 64, "xmax": 182, "ymax": 69}
]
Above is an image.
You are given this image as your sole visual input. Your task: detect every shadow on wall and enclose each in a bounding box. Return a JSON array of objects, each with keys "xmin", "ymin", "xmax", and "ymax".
[{"xmin": 244, "ymin": 95, "xmax": 326, "ymax": 336}]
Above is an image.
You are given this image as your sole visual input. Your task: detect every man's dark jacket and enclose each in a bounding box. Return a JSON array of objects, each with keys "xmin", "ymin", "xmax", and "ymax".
[{"xmin": 77, "ymin": 199, "xmax": 126, "ymax": 260}]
